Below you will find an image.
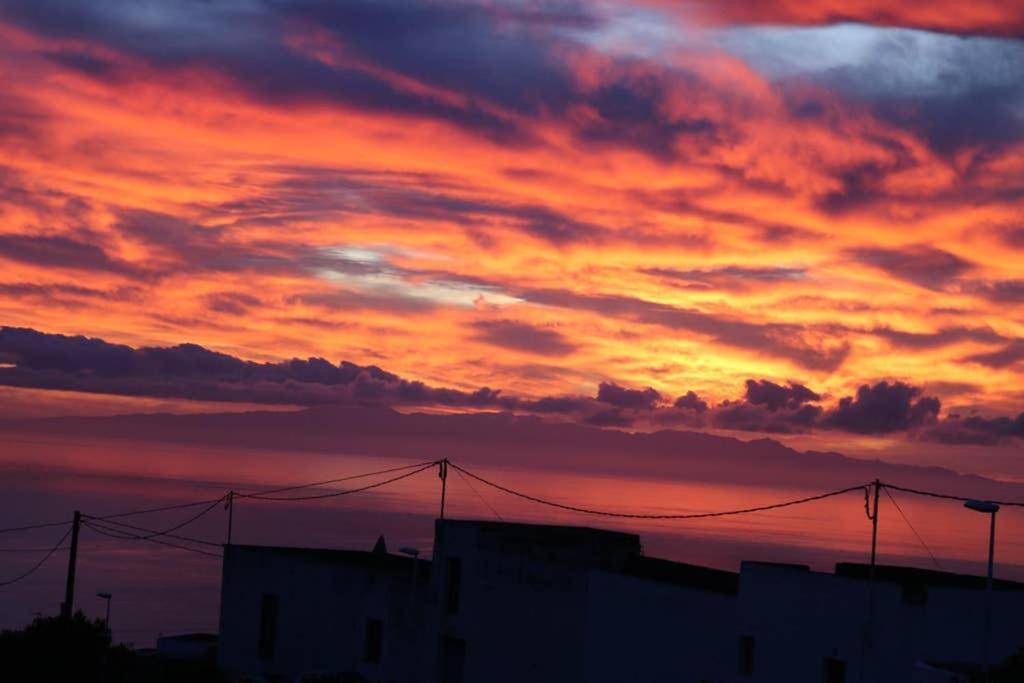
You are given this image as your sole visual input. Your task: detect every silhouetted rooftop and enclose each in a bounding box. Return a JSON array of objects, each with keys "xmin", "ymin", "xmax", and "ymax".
[
  {"xmin": 437, "ymin": 518, "xmax": 641, "ymax": 547},
  {"xmin": 621, "ymin": 555, "xmax": 739, "ymax": 595},
  {"xmin": 836, "ymin": 562, "xmax": 1024, "ymax": 591},
  {"xmin": 226, "ymin": 544, "xmax": 431, "ymax": 577}
]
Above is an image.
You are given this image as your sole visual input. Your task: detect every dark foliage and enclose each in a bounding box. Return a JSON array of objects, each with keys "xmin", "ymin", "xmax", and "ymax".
[{"xmin": 0, "ymin": 612, "xmax": 226, "ymax": 683}]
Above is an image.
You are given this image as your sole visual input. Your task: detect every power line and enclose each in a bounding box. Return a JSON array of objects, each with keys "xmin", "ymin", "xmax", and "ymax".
[
  {"xmin": 242, "ymin": 460, "xmax": 441, "ymax": 497},
  {"xmin": 84, "ymin": 496, "xmax": 225, "ymax": 542},
  {"xmin": 450, "ymin": 463, "xmax": 869, "ymax": 519},
  {"xmin": 87, "ymin": 517, "xmax": 221, "ymax": 548},
  {"xmin": 0, "ymin": 519, "xmax": 74, "ymax": 536},
  {"xmin": 83, "ymin": 520, "xmax": 222, "ymax": 559},
  {"xmin": 454, "ymin": 466, "xmax": 504, "ymax": 522},
  {"xmin": 882, "ymin": 483, "xmax": 1024, "ymax": 508},
  {"xmin": 240, "ymin": 462, "xmax": 438, "ymax": 501},
  {"xmin": 883, "ymin": 487, "xmax": 943, "ymax": 570},
  {"xmin": 89, "ymin": 496, "xmax": 227, "ymax": 521},
  {"xmin": 0, "ymin": 526, "xmax": 71, "ymax": 587}
]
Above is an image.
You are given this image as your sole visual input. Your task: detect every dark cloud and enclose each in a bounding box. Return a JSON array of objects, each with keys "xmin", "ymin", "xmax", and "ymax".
[
  {"xmin": 873, "ymin": 325, "xmax": 1006, "ymax": 349},
  {"xmin": 0, "ymin": 326, "xmax": 513, "ymax": 410},
  {"xmin": 1000, "ymin": 226, "xmax": 1024, "ymax": 249},
  {"xmin": 519, "ymin": 288, "xmax": 850, "ymax": 371},
  {"xmin": 674, "ymin": 391, "xmax": 708, "ymax": 412},
  {"xmin": 960, "ymin": 279, "xmax": 1024, "ymax": 303},
  {"xmin": 823, "ymin": 381, "xmax": 940, "ymax": 434},
  {"xmin": 644, "ymin": 266, "xmax": 806, "ymax": 290},
  {"xmin": 744, "ymin": 379, "xmax": 820, "ymax": 411},
  {"xmin": 847, "ymin": 245, "xmax": 973, "ymax": 290},
  {"xmin": 712, "ymin": 401, "xmax": 822, "ymax": 434},
  {"xmin": 0, "ymin": 0, "xmax": 760, "ymax": 160},
  {"xmin": 576, "ymin": 76, "xmax": 721, "ymax": 160},
  {"xmin": 282, "ymin": 0, "xmax": 590, "ymax": 114},
  {"xmin": 0, "ymin": 232, "xmax": 137, "ymax": 275},
  {"xmin": 584, "ymin": 407, "xmax": 635, "ymax": 427},
  {"xmin": 872, "ymin": 86, "xmax": 1024, "ymax": 157},
  {"xmin": 205, "ymin": 292, "xmax": 262, "ymax": 315},
  {"xmin": 209, "ymin": 166, "xmax": 605, "ymax": 246},
  {"xmin": 596, "ymin": 382, "xmax": 662, "ymax": 410},
  {"xmin": 963, "ymin": 341, "xmax": 1024, "ymax": 369},
  {"xmin": 818, "ymin": 162, "xmax": 898, "ymax": 214},
  {"xmin": 0, "ymin": 0, "xmax": 526, "ymax": 140},
  {"xmin": 1, "ymin": 328, "xmax": 1021, "ymax": 442},
  {"xmin": 922, "ymin": 412, "xmax": 1024, "ymax": 445},
  {"xmin": 469, "ymin": 320, "xmax": 576, "ymax": 356},
  {"xmin": 0, "ymin": 282, "xmax": 141, "ymax": 303}
]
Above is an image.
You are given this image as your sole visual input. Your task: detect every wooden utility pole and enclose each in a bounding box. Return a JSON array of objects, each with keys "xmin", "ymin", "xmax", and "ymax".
[
  {"xmin": 226, "ymin": 491, "xmax": 235, "ymax": 545},
  {"xmin": 438, "ymin": 460, "xmax": 449, "ymax": 520},
  {"xmin": 60, "ymin": 511, "xmax": 81, "ymax": 620}
]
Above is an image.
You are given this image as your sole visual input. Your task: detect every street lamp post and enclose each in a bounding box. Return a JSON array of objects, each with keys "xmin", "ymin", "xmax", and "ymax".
[
  {"xmin": 964, "ymin": 499, "xmax": 999, "ymax": 679},
  {"xmin": 96, "ymin": 592, "xmax": 112, "ymax": 633}
]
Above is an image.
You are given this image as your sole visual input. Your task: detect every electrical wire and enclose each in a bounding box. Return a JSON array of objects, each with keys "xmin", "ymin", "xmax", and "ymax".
[
  {"xmin": 883, "ymin": 487, "xmax": 943, "ymax": 570},
  {"xmin": 882, "ymin": 483, "xmax": 1024, "ymax": 508},
  {"xmin": 450, "ymin": 463, "xmax": 869, "ymax": 519},
  {"xmin": 0, "ymin": 519, "xmax": 74, "ymax": 536},
  {"xmin": 84, "ymin": 496, "xmax": 225, "ymax": 542},
  {"xmin": 88, "ymin": 517, "xmax": 222, "ymax": 548},
  {"xmin": 0, "ymin": 526, "xmax": 71, "ymax": 587},
  {"xmin": 241, "ymin": 460, "xmax": 441, "ymax": 497},
  {"xmin": 240, "ymin": 462, "xmax": 438, "ymax": 501},
  {"xmin": 83, "ymin": 520, "xmax": 222, "ymax": 559},
  {"xmin": 454, "ymin": 466, "xmax": 504, "ymax": 522},
  {"xmin": 89, "ymin": 496, "xmax": 227, "ymax": 521}
]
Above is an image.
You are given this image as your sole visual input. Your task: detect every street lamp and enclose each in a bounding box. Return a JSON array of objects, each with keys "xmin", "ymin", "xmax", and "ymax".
[
  {"xmin": 964, "ymin": 500, "xmax": 999, "ymax": 678},
  {"xmin": 96, "ymin": 592, "xmax": 112, "ymax": 632}
]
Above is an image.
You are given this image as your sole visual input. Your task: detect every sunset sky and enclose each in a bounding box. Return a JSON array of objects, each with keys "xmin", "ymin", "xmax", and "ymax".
[{"xmin": 1, "ymin": 0, "xmax": 1023, "ymax": 467}]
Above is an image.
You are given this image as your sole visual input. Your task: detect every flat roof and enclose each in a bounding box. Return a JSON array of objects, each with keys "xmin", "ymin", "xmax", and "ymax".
[
  {"xmin": 836, "ymin": 563, "xmax": 1024, "ymax": 591},
  {"xmin": 621, "ymin": 555, "xmax": 739, "ymax": 595},
  {"xmin": 437, "ymin": 518, "xmax": 640, "ymax": 545},
  {"xmin": 226, "ymin": 544, "xmax": 431, "ymax": 576}
]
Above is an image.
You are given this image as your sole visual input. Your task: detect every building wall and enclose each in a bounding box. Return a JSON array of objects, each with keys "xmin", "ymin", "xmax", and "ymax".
[
  {"xmin": 218, "ymin": 546, "xmax": 427, "ymax": 682},
  {"xmin": 735, "ymin": 562, "xmax": 1024, "ymax": 683},
  {"xmin": 428, "ymin": 520, "xmax": 641, "ymax": 683},
  {"xmin": 583, "ymin": 570, "xmax": 735, "ymax": 683}
]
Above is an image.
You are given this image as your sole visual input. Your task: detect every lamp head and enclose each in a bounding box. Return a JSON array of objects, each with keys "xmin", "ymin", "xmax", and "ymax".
[
  {"xmin": 399, "ymin": 547, "xmax": 420, "ymax": 557},
  {"xmin": 96, "ymin": 592, "xmax": 112, "ymax": 599},
  {"xmin": 964, "ymin": 500, "xmax": 1000, "ymax": 514}
]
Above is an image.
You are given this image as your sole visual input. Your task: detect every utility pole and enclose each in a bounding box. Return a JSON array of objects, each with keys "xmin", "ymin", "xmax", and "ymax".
[
  {"xmin": 226, "ymin": 491, "xmax": 235, "ymax": 545},
  {"xmin": 869, "ymin": 479, "xmax": 880, "ymax": 578},
  {"xmin": 438, "ymin": 459, "xmax": 449, "ymax": 520},
  {"xmin": 61, "ymin": 511, "xmax": 82, "ymax": 620},
  {"xmin": 860, "ymin": 480, "xmax": 881, "ymax": 683}
]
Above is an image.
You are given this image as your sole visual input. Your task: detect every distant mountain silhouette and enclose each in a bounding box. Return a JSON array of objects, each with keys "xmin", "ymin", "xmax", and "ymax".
[{"xmin": 2, "ymin": 404, "xmax": 1020, "ymax": 499}]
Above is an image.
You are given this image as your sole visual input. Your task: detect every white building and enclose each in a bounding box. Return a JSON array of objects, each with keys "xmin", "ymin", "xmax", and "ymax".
[
  {"xmin": 218, "ymin": 541, "xmax": 430, "ymax": 682},
  {"xmin": 217, "ymin": 519, "xmax": 1024, "ymax": 682},
  {"xmin": 734, "ymin": 561, "xmax": 1024, "ymax": 683},
  {"xmin": 430, "ymin": 519, "xmax": 738, "ymax": 683}
]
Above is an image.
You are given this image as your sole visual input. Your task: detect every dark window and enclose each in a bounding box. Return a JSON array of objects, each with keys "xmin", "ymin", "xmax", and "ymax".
[
  {"xmin": 440, "ymin": 636, "xmax": 466, "ymax": 683},
  {"xmin": 364, "ymin": 618, "xmax": 383, "ymax": 663},
  {"xmin": 823, "ymin": 657, "xmax": 846, "ymax": 683},
  {"xmin": 446, "ymin": 557, "xmax": 462, "ymax": 614},
  {"xmin": 738, "ymin": 635, "xmax": 755, "ymax": 675},
  {"xmin": 258, "ymin": 592, "xmax": 278, "ymax": 660}
]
